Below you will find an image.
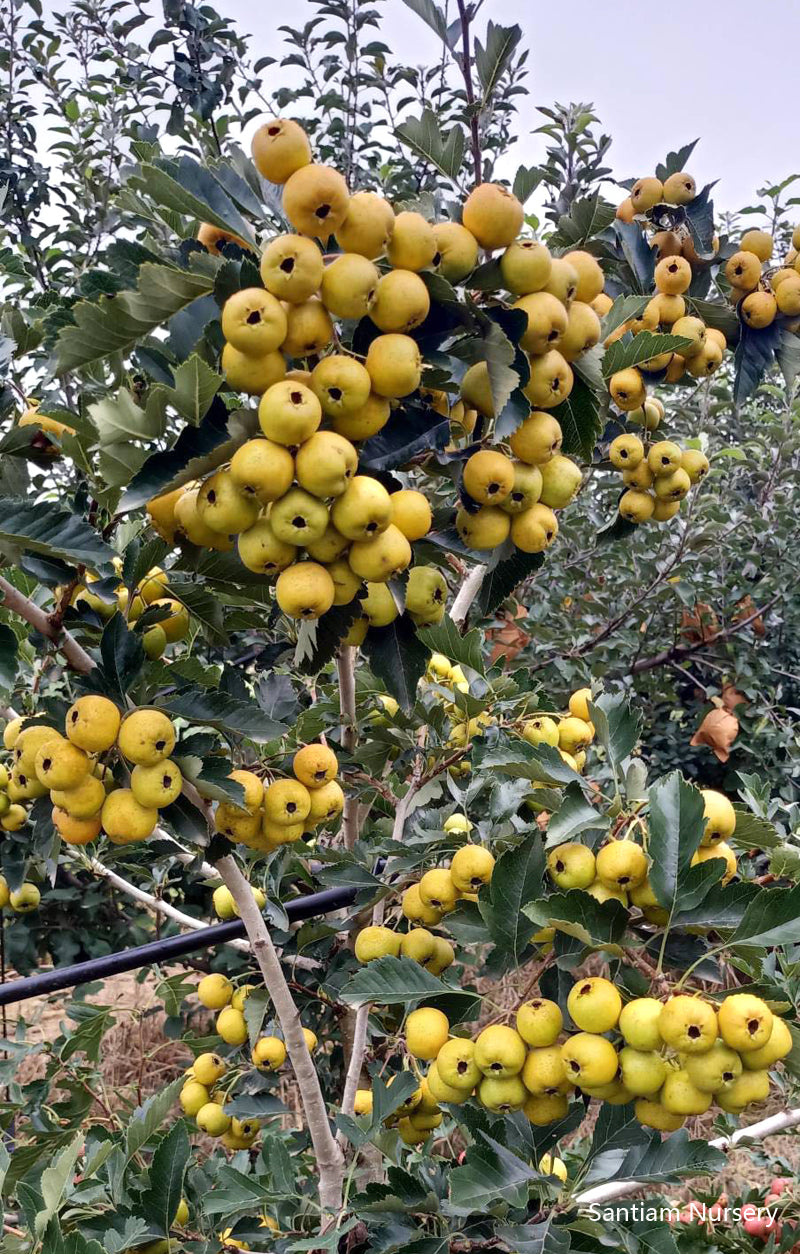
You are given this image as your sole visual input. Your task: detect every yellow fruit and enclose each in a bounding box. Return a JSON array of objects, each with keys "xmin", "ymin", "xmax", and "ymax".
[
  {"xmin": 741, "ymin": 1016, "xmax": 793, "ymax": 1070},
  {"xmin": 462, "ymin": 183, "xmax": 524, "ymax": 249},
  {"xmin": 449, "ymin": 845, "xmax": 495, "ymax": 893},
  {"xmin": 310, "ymin": 356, "xmax": 372, "ymax": 422},
  {"xmin": 426, "ymin": 936, "xmax": 455, "ymax": 976},
  {"xmin": 654, "ymin": 255, "xmax": 692, "ymax": 295},
  {"xmin": 231, "ymin": 984, "xmax": 255, "ymax": 1012},
  {"xmin": 684, "ymin": 1040, "xmax": 743, "ymax": 1092},
  {"xmin": 691, "ymin": 842, "xmax": 736, "ymax": 885},
  {"xmin": 361, "ymin": 582, "xmax": 399, "ymax": 627},
  {"xmin": 740, "ymin": 229, "xmax": 773, "ymax": 261},
  {"xmin": 216, "ymin": 1006, "xmax": 248, "ymax": 1045},
  {"xmin": 418, "ymin": 868, "xmax": 460, "ymax": 914},
  {"xmin": 686, "ymin": 339, "xmax": 723, "ymax": 377},
  {"xmin": 293, "ymin": 744, "xmax": 337, "ymax": 790},
  {"xmin": 463, "ymin": 450, "xmax": 515, "ymax": 505},
  {"xmin": 302, "ymin": 1027, "xmax": 317, "ymax": 1053},
  {"xmin": 252, "ymin": 1036, "xmax": 287, "ymax": 1071},
  {"xmin": 263, "ymin": 778, "xmax": 311, "ymax": 827},
  {"xmin": 662, "ymin": 172, "xmax": 696, "ymax": 204},
  {"xmin": 547, "ymin": 843, "xmax": 596, "ymax": 890},
  {"xmin": 3, "ymin": 718, "xmax": 22, "ymax": 749},
  {"xmin": 618, "ymin": 998, "xmax": 663, "ymax": 1050},
  {"xmin": 1, "ymin": 804, "xmax": 28, "ymax": 832},
  {"xmin": 101, "ymin": 789, "xmax": 158, "ymax": 843},
  {"xmin": 500, "ymin": 239, "xmax": 552, "ymax": 295},
  {"xmin": 52, "ymin": 806, "xmax": 102, "ymax": 845},
  {"xmin": 229, "ymin": 439, "xmax": 294, "ymax": 506},
  {"xmin": 433, "ymin": 221, "xmax": 479, "ymax": 282},
  {"xmin": 618, "ymin": 1046, "xmax": 666, "ymax": 1096},
  {"xmin": 567, "ymin": 977, "xmax": 622, "ymax": 1033},
  {"xmin": 479, "ymin": 1074, "xmax": 527, "ymax": 1111},
  {"xmin": 538, "ymin": 454, "xmax": 581, "ymax": 509},
  {"xmin": 560, "ymin": 1033, "xmax": 618, "ymax": 1087},
  {"xmin": 251, "ymin": 118, "xmax": 311, "ymax": 183},
  {"xmin": 332, "ymin": 392, "xmax": 391, "ymax": 441},
  {"xmin": 34, "ymin": 740, "xmax": 90, "ymax": 791},
  {"xmin": 320, "ymin": 253, "xmax": 379, "ymax": 319},
  {"xmin": 474, "ymin": 1024, "xmax": 527, "ymax": 1078},
  {"xmin": 402, "ymin": 883, "xmax": 441, "ymax": 926},
  {"xmin": 635, "ymin": 1098, "xmax": 684, "ymax": 1131},
  {"xmin": 717, "ymin": 1070, "xmax": 770, "ymax": 1110},
  {"xmin": 459, "ymin": 361, "xmax": 494, "ymax": 417},
  {"xmin": 652, "ymin": 498, "xmax": 681, "ymax": 522},
  {"xmin": 389, "ymin": 489, "xmax": 432, "ymax": 541},
  {"xmin": 10, "ymin": 883, "xmax": 40, "ymax": 912},
  {"xmin": 524, "ymin": 350, "xmax": 573, "ymax": 408},
  {"xmin": 348, "ymin": 524, "xmax": 411, "ymax": 582},
  {"xmin": 563, "ymin": 250, "xmax": 605, "ymax": 303},
  {"xmin": 10, "ymin": 764, "xmax": 47, "ymax": 801},
  {"xmin": 539, "ymin": 1154, "xmax": 568, "ymax": 1182},
  {"xmin": 50, "ymin": 774, "xmax": 106, "ymax": 819},
  {"xmin": 559, "ymin": 300, "xmax": 601, "ymax": 361},
  {"xmin": 609, "ymin": 367, "xmax": 645, "ymax": 412},
  {"xmin": 180, "ymin": 1080, "xmax": 210, "ymax": 1116},
  {"xmin": 741, "ymin": 291, "xmax": 777, "ymax": 328},
  {"xmin": 353, "ymin": 1088, "xmax": 373, "ymax": 1115},
  {"xmin": 197, "ymin": 470, "xmax": 259, "ymax": 535},
  {"xmin": 544, "ymin": 258, "xmax": 579, "ymax": 305},
  {"xmin": 718, "ymin": 993, "xmax": 773, "ymax": 1053},
  {"xmin": 405, "ymin": 566, "xmax": 447, "ymax": 625},
  {"xmin": 557, "ymin": 716, "xmax": 593, "ymax": 752},
  {"xmin": 725, "ymin": 250, "xmax": 761, "ymax": 291},
  {"xmin": 630, "ymin": 177, "xmax": 663, "ymax": 211},
  {"xmin": 148, "ymin": 598, "xmax": 190, "ymax": 643},
  {"xmin": 197, "ymin": 973, "xmax": 233, "ymax": 1010},
  {"xmin": 523, "ymin": 715, "xmax": 560, "ymax": 747},
  {"xmin": 336, "ymin": 190, "xmax": 394, "ymax": 258},
  {"xmin": 65, "ymin": 696, "xmax": 120, "ymax": 752},
  {"xmin": 221, "ymin": 288, "xmax": 287, "ymax": 355},
  {"xmin": 130, "ymin": 760, "xmax": 183, "ymax": 809},
  {"xmin": 118, "ymin": 710, "xmax": 175, "ymax": 766},
  {"xmin": 386, "ymin": 211, "xmax": 436, "ymax": 271},
  {"xmin": 193, "ymin": 1051, "xmax": 226, "ymax": 1086},
  {"xmin": 365, "ymin": 333, "xmax": 422, "ymax": 398},
  {"xmin": 354, "ymin": 925, "xmax": 402, "ymax": 964},
  {"xmin": 680, "ymin": 448, "xmax": 710, "ymax": 484},
  {"xmin": 370, "ymin": 268, "xmax": 430, "ymax": 332},
  {"xmin": 501, "ymin": 463, "xmax": 543, "ymax": 515},
  {"xmin": 514, "ymin": 292, "xmax": 568, "ymax": 354},
  {"xmin": 222, "ymin": 344, "xmax": 286, "ymax": 395},
  {"xmin": 456, "ymin": 505, "xmax": 510, "ymax": 550},
  {"xmin": 282, "ymin": 297, "xmax": 335, "ymax": 358},
  {"xmin": 595, "ymin": 840, "xmax": 648, "ymax": 891},
  {"xmin": 522, "ymin": 1045, "xmax": 569, "ymax": 1095},
  {"xmin": 282, "ymin": 163, "xmax": 349, "ymax": 238},
  {"xmin": 700, "ymin": 789, "xmax": 736, "ymax": 844},
  {"xmin": 174, "ymin": 488, "xmax": 234, "ymax": 550},
  {"xmin": 517, "ymin": 998, "xmax": 563, "ymax": 1048},
  {"xmin": 196, "ymin": 1103, "xmax": 231, "ymax": 1137},
  {"xmin": 523, "ymin": 1092, "xmax": 569, "ymax": 1125},
  {"xmin": 659, "ymin": 995, "xmax": 718, "ymax": 1053},
  {"xmin": 406, "ymin": 1007, "xmax": 450, "ymax": 1060},
  {"xmin": 775, "ymin": 275, "xmax": 800, "ymax": 315},
  {"xmin": 238, "ymin": 519, "xmax": 297, "ymax": 576},
  {"xmin": 331, "ymin": 475, "xmax": 392, "ymax": 542},
  {"xmin": 275, "ymin": 562, "xmax": 335, "ymax": 619},
  {"xmin": 269, "ymin": 488, "xmax": 329, "ymax": 547},
  {"xmin": 661, "ymin": 1069, "xmax": 712, "ymax": 1116},
  {"xmin": 400, "ymin": 927, "xmax": 438, "ymax": 964}
]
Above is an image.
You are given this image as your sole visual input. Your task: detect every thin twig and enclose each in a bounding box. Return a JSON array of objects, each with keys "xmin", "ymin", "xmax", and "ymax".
[{"xmin": 454, "ymin": 0, "xmax": 482, "ymax": 186}]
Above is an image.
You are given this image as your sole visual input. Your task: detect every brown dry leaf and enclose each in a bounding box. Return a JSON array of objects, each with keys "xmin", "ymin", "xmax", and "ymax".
[
  {"xmin": 734, "ymin": 594, "xmax": 766, "ymax": 637},
  {"xmin": 690, "ymin": 708, "xmax": 739, "ymax": 762},
  {"xmin": 681, "ymin": 602, "xmax": 720, "ymax": 643},
  {"xmin": 721, "ymin": 684, "xmax": 747, "ymax": 711},
  {"xmin": 485, "ymin": 605, "xmax": 530, "ymax": 667}
]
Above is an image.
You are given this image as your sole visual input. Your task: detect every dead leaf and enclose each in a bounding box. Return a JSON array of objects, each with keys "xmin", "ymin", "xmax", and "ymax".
[
  {"xmin": 690, "ymin": 708, "xmax": 739, "ymax": 762},
  {"xmin": 485, "ymin": 605, "xmax": 530, "ymax": 667},
  {"xmin": 681, "ymin": 603, "xmax": 720, "ymax": 643},
  {"xmin": 721, "ymin": 685, "xmax": 747, "ymax": 711},
  {"xmin": 734, "ymin": 595, "xmax": 766, "ymax": 637}
]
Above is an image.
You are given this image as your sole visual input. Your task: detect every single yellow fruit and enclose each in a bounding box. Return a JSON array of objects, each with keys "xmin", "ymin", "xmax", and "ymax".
[
  {"xmin": 436, "ymin": 1038, "xmax": 480, "ymax": 1090},
  {"xmin": 684, "ymin": 1040, "xmax": 743, "ymax": 1092},
  {"xmin": 618, "ymin": 997, "xmax": 663, "ymax": 1051},
  {"xmin": 725, "ymin": 250, "xmax": 761, "ymax": 291},
  {"xmin": 66, "ymin": 696, "xmax": 120, "ymax": 752},
  {"xmin": 718, "ymin": 993, "xmax": 773, "ymax": 1053},
  {"xmin": 547, "ymin": 843, "xmax": 596, "ymax": 890},
  {"xmin": 118, "ymin": 709, "xmax": 175, "ymax": 766},
  {"xmin": 180, "ymin": 1080, "xmax": 210, "ymax": 1116},
  {"xmin": 539, "ymin": 1154, "xmax": 568, "ymax": 1182},
  {"xmin": 197, "ymin": 973, "xmax": 233, "ymax": 1010},
  {"xmin": 522, "ymin": 1045, "xmax": 569, "ymax": 1095},
  {"xmin": 348, "ymin": 524, "xmax": 411, "ymax": 582},
  {"xmin": 365, "ymin": 333, "xmax": 422, "ymax": 398},
  {"xmin": 282, "ymin": 163, "xmax": 349, "ymax": 238},
  {"xmin": 370, "ymin": 268, "xmax": 430, "ymax": 332},
  {"xmin": 560, "ymin": 1033, "xmax": 618, "ymax": 1087},
  {"xmin": 567, "ymin": 977, "xmax": 622, "ymax": 1033},
  {"xmin": 354, "ymin": 925, "xmax": 402, "ymax": 962},
  {"xmin": 10, "ymin": 883, "xmax": 40, "ymax": 912},
  {"xmin": 740, "ymin": 229, "xmax": 773, "ymax": 261},
  {"xmin": 449, "ymin": 845, "xmax": 495, "ymax": 893},
  {"xmin": 320, "ymin": 253, "xmax": 379, "ymax": 319},
  {"xmin": 691, "ymin": 842, "xmax": 736, "ymax": 885},
  {"xmin": 405, "ymin": 1006, "xmax": 450, "ymax": 1060},
  {"xmin": 193, "ymin": 1051, "xmax": 226, "ymax": 1086},
  {"xmin": 700, "ymin": 789, "xmax": 736, "ymax": 844},
  {"xmin": 463, "ymin": 449, "xmax": 515, "ymax": 505},
  {"xmin": 216, "ymin": 1006, "xmax": 248, "ymax": 1045},
  {"xmin": 500, "ymin": 239, "xmax": 552, "ymax": 295},
  {"xmin": 293, "ymin": 744, "xmax": 338, "ymax": 790},
  {"xmin": 456, "ymin": 505, "xmax": 510, "ymax": 550},
  {"xmin": 462, "ymin": 183, "xmax": 524, "ymax": 249},
  {"xmin": 251, "ymin": 118, "xmax": 311, "ymax": 184},
  {"xmin": 310, "ymin": 355, "xmax": 372, "ymax": 420},
  {"xmin": 618, "ymin": 1046, "xmax": 666, "ymax": 1096},
  {"xmin": 34, "ymin": 740, "xmax": 90, "ymax": 791},
  {"xmin": 196, "ymin": 1103, "xmax": 231, "ymax": 1137},
  {"xmin": 386, "ymin": 211, "xmax": 436, "ymax": 271},
  {"xmin": 524, "ymin": 350, "xmax": 573, "ymax": 409},
  {"xmin": 630, "ymin": 177, "xmax": 663, "ymax": 212},
  {"xmin": 101, "ymin": 789, "xmax": 158, "ymax": 843},
  {"xmin": 221, "ymin": 288, "xmax": 287, "ymax": 355},
  {"xmin": 563, "ymin": 250, "xmax": 605, "ymax": 303},
  {"xmin": 659, "ymin": 995, "xmax": 718, "ymax": 1053},
  {"xmin": 433, "ymin": 220, "xmax": 479, "ymax": 282},
  {"xmin": 635, "ymin": 1098, "xmax": 684, "ymax": 1131},
  {"xmin": 517, "ymin": 998, "xmax": 563, "ymax": 1048},
  {"xmin": 336, "ymin": 189, "xmax": 394, "ymax": 258},
  {"xmin": 661, "ymin": 1069, "xmax": 712, "ymax": 1116},
  {"xmin": 418, "ymin": 868, "xmax": 460, "ymax": 914},
  {"xmin": 50, "ymin": 774, "xmax": 106, "ymax": 819},
  {"xmin": 740, "ymin": 1016, "xmax": 793, "ymax": 1070},
  {"xmin": 390, "ymin": 489, "xmax": 432, "ymax": 541},
  {"xmin": 252, "ymin": 1036, "xmax": 287, "ymax": 1071},
  {"xmin": 275, "ymin": 562, "xmax": 335, "ymax": 619},
  {"xmin": 654, "ymin": 255, "xmax": 692, "ymax": 295},
  {"xmin": 282, "ymin": 297, "xmax": 335, "ymax": 357},
  {"xmin": 332, "ymin": 475, "xmax": 392, "ymax": 541},
  {"xmin": 474, "ymin": 1024, "xmax": 527, "ymax": 1078}
]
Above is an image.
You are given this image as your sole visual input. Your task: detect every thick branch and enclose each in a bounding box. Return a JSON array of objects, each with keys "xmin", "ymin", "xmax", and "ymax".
[
  {"xmin": 451, "ymin": 563, "xmax": 487, "ymax": 629},
  {"xmin": 337, "ymin": 646, "xmax": 360, "ymax": 849},
  {"xmin": 215, "ymin": 854, "xmax": 344, "ymax": 1217},
  {"xmin": 574, "ymin": 1107, "xmax": 800, "ymax": 1208},
  {"xmin": 337, "ymin": 1001, "xmax": 369, "ymax": 1142},
  {"xmin": 630, "ymin": 593, "xmax": 782, "ymax": 676},
  {"xmin": 0, "ymin": 576, "xmax": 94, "ymax": 673}
]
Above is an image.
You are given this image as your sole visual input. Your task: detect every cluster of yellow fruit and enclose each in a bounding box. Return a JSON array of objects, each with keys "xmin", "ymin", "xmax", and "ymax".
[
  {"xmin": 68, "ymin": 564, "xmax": 189, "ymax": 656},
  {"xmin": 386, "ymin": 978, "xmax": 791, "ymax": 1144},
  {"xmin": 725, "ymin": 226, "xmax": 800, "ymax": 327},
  {"xmin": 0, "ymin": 873, "xmax": 40, "ymax": 913},
  {"xmin": 179, "ymin": 1050, "xmax": 264, "ymax": 1147},
  {"xmin": 610, "ymin": 433, "xmax": 710, "ymax": 524},
  {"xmin": 213, "ymin": 742, "xmax": 344, "ymax": 852},
  {"xmin": 421, "ymin": 652, "xmax": 495, "ymax": 777},
  {"xmin": 520, "ymin": 685, "xmax": 596, "ymax": 774},
  {"xmin": 546, "ymin": 788, "xmax": 739, "ymax": 916},
  {"xmin": 456, "ymin": 422, "xmax": 580, "ymax": 555},
  {"xmin": 4, "ymin": 700, "xmax": 179, "ymax": 847},
  {"xmin": 0, "ymin": 751, "xmax": 31, "ymax": 833}
]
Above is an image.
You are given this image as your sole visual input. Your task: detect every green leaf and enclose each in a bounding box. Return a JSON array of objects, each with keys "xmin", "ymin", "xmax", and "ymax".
[
  {"xmin": 596, "ymin": 1126, "xmax": 725, "ymax": 1185},
  {"xmin": 295, "ymin": 600, "xmax": 363, "ymax": 676},
  {"xmin": 589, "ymin": 692, "xmax": 642, "ymax": 769},
  {"xmin": 551, "ymin": 373, "xmax": 603, "ymax": 461},
  {"xmin": 89, "ymin": 389, "xmax": 166, "ymax": 466},
  {"xmin": 128, "ymin": 158, "xmax": 256, "ymax": 243},
  {"xmin": 729, "ymin": 883, "xmax": 800, "ymax": 948},
  {"xmin": 417, "ymin": 616, "xmax": 484, "ymax": 675},
  {"xmin": 180, "ymin": 755, "xmax": 246, "ymax": 806},
  {"xmin": 164, "ymin": 355, "xmax": 223, "ymax": 424},
  {"xmin": 524, "ymin": 890, "xmax": 628, "ymax": 953},
  {"xmin": 339, "ymin": 955, "xmax": 446, "ymax": 1006},
  {"xmin": 96, "ymin": 615, "xmax": 145, "ymax": 703},
  {"xmin": 513, "ymin": 166, "xmax": 544, "ymax": 205},
  {"xmin": 0, "ymin": 621, "xmax": 19, "ymax": 690},
  {"xmin": 474, "ymin": 22, "xmax": 522, "ymax": 103},
  {"xmin": 475, "ymin": 550, "xmax": 544, "ymax": 618},
  {"xmin": 477, "ymin": 741, "xmax": 582, "ymax": 786},
  {"xmin": 60, "ymin": 1008, "xmax": 113, "ymax": 1063},
  {"xmin": 655, "ymin": 140, "xmax": 699, "ymax": 182},
  {"xmin": 139, "ymin": 1122, "xmax": 190, "ymax": 1235},
  {"xmin": 550, "ymin": 192, "xmax": 616, "ymax": 248},
  {"xmin": 362, "ymin": 615, "xmax": 428, "ymax": 711},
  {"xmin": 734, "ymin": 320, "xmax": 782, "ymax": 408},
  {"xmin": 156, "ymin": 972, "xmax": 196, "ymax": 1018},
  {"xmin": 0, "ymin": 499, "xmax": 115, "ymax": 567},
  {"xmin": 225, "ymin": 1091, "xmax": 287, "ymax": 1118},
  {"xmin": 161, "ymin": 685, "xmax": 285, "ymax": 742},
  {"xmin": 480, "ymin": 831, "xmax": 545, "ymax": 960},
  {"xmin": 775, "ymin": 326, "xmax": 800, "ymax": 392},
  {"xmin": 400, "ymin": 0, "xmax": 449, "ymax": 41},
  {"xmin": 647, "ymin": 772, "xmax": 709, "ymax": 915},
  {"xmin": 601, "ymin": 295, "xmax": 650, "ymax": 339},
  {"xmin": 56, "ymin": 260, "xmax": 219, "ymax": 373},
  {"xmin": 544, "ymin": 783, "xmax": 606, "ymax": 847},
  {"xmin": 450, "ymin": 1132, "xmax": 537, "ymax": 1214},
  {"xmin": 729, "ymin": 806, "xmax": 781, "ymax": 852},
  {"xmin": 602, "ymin": 332, "xmax": 691, "ymax": 378},
  {"xmin": 35, "ymin": 1134, "xmax": 83, "ymax": 1236},
  {"xmin": 125, "ymin": 1078, "xmax": 184, "ymax": 1161},
  {"xmin": 494, "ymin": 1219, "xmax": 569, "ymax": 1254},
  {"xmin": 395, "ymin": 109, "xmax": 465, "ymax": 182},
  {"xmin": 166, "ymin": 579, "xmax": 227, "ymax": 645},
  {"xmin": 672, "ymin": 881, "xmax": 759, "ymax": 929}
]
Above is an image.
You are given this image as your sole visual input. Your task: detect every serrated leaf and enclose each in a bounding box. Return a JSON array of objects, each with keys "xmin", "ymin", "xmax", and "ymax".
[
  {"xmin": 513, "ymin": 166, "xmax": 544, "ymax": 206},
  {"xmin": 683, "ymin": 183, "xmax": 717, "ymax": 257},
  {"xmin": 60, "ymin": 1008, "xmax": 114, "ymax": 1063},
  {"xmin": 612, "ymin": 219, "xmax": 656, "ymax": 293},
  {"xmin": 126, "ymin": 1079, "xmax": 183, "ymax": 1161},
  {"xmin": 602, "ymin": 331, "xmax": 691, "ymax": 378},
  {"xmin": 139, "ymin": 1123, "xmax": 190, "ymax": 1235},
  {"xmin": 340, "ymin": 955, "xmax": 446, "ymax": 1006},
  {"xmin": 477, "ymin": 741, "xmax": 582, "ymax": 786},
  {"xmin": 359, "ymin": 403, "xmax": 450, "ymax": 471},
  {"xmin": 161, "ymin": 685, "xmax": 285, "ymax": 742},
  {"xmin": 480, "ymin": 830, "xmax": 545, "ymax": 960},
  {"xmin": 35, "ymin": 1134, "xmax": 83, "ymax": 1236},
  {"xmin": 729, "ymin": 806, "xmax": 781, "ymax": 851},
  {"xmin": 655, "ymin": 140, "xmax": 699, "ymax": 183},
  {"xmin": 729, "ymin": 882, "xmax": 800, "ymax": 948},
  {"xmin": 128, "ymin": 157, "xmax": 256, "ymax": 244},
  {"xmin": 601, "ymin": 294, "xmax": 650, "ymax": 340},
  {"xmin": 594, "ymin": 1126, "xmax": 725, "ymax": 1186},
  {"xmin": 474, "ymin": 22, "xmax": 522, "ymax": 102},
  {"xmin": 225, "ymin": 1090, "xmax": 287, "ymax": 1118},
  {"xmin": 647, "ymin": 772, "xmax": 709, "ymax": 915},
  {"xmin": 551, "ymin": 373, "xmax": 603, "ymax": 460},
  {"xmin": 551, "ymin": 192, "xmax": 616, "ymax": 247},
  {"xmin": 56, "ymin": 261, "xmax": 218, "ymax": 373},
  {"xmin": 395, "ymin": 109, "xmax": 465, "ymax": 182},
  {"xmin": 524, "ymin": 890, "xmax": 627, "ymax": 952},
  {"xmin": 589, "ymin": 692, "xmax": 642, "ymax": 769},
  {"xmin": 0, "ymin": 499, "xmax": 114, "ymax": 567},
  {"xmin": 164, "ymin": 355, "xmax": 223, "ymax": 424},
  {"xmin": 0, "ymin": 621, "xmax": 19, "ymax": 690},
  {"xmin": 475, "ymin": 550, "xmax": 544, "ymax": 618},
  {"xmin": 166, "ymin": 578, "xmax": 227, "ymax": 645},
  {"xmin": 400, "ymin": 0, "xmax": 449, "ymax": 40},
  {"xmin": 417, "ymin": 616, "xmax": 484, "ymax": 674},
  {"xmin": 494, "ymin": 1219, "xmax": 569, "ymax": 1254},
  {"xmin": 544, "ymin": 783, "xmax": 606, "ymax": 847},
  {"xmin": 96, "ymin": 614, "xmax": 145, "ymax": 703},
  {"xmin": 672, "ymin": 880, "xmax": 759, "ymax": 929},
  {"xmin": 450, "ymin": 1132, "xmax": 537, "ymax": 1214},
  {"xmin": 775, "ymin": 326, "xmax": 800, "ymax": 392},
  {"xmin": 734, "ymin": 319, "xmax": 782, "ymax": 407},
  {"xmin": 362, "ymin": 614, "xmax": 428, "ymax": 711}
]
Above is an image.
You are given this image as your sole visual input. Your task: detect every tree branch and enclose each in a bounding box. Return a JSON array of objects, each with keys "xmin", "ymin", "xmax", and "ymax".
[
  {"xmin": 0, "ymin": 575, "xmax": 94, "ymax": 673},
  {"xmin": 337, "ymin": 1000, "xmax": 369, "ymax": 1144},
  {"xmin": 454, "ymin": 0, "xmax": 482, "ymax": 186},
  {"xmin": 215, "ymin": 853, "xmax": 344, "ymax": 1217},
  {"xmin": 337, "ymin": 646, "xmax": 360, "ymax": 849},
  {"xmin": 574, "ymin": 1107, "xmax": 800, "ymax": 1208},
  {"xmin": 630, "ymin": 593, "xmax": 782, "ymax": 676}
]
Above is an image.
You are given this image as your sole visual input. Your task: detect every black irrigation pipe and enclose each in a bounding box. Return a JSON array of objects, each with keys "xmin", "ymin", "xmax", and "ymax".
[{"xmin": 0, "ymin": 882, "xmax": 364, "ymax": 1008}]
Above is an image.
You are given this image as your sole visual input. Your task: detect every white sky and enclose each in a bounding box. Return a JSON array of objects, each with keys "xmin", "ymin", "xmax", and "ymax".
[{"xmin": 218, "ymin": 0, "xmax": 800, "ymax": 220}]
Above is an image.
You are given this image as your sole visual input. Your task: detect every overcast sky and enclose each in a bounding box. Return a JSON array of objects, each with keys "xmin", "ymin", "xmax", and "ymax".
[{"xmin": 219, "ymin": 0, "xmax": 800, "ymax": 220}]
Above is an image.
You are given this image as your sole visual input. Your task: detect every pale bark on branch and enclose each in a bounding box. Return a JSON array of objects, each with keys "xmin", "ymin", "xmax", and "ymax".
[{"xmin": 0, "ymin": 575, "xmax": 94, "ymax": 673}]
